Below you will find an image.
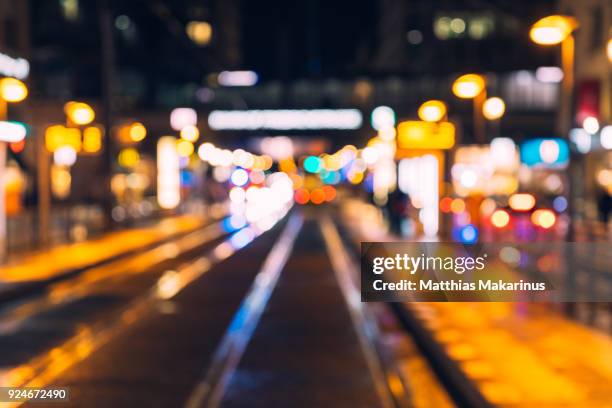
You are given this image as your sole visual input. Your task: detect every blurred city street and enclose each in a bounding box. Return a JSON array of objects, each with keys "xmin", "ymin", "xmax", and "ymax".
[{"xmin": 0, "ymin": 0, "xmax": 611, "ymax": 407}]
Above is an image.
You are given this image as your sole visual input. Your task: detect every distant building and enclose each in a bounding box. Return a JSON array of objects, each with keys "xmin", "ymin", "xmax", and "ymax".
[
  {"xmin": 559, "ymin": 0, "xmax": 611, "ymax": 125},
  {"xmin": 559, "ymin": 0, "xmax": 612, "ymax": 222}
]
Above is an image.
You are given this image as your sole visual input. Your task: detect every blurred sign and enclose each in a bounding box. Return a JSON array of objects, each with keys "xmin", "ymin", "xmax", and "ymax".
[
  {"xmin": 398, "ymin": 154, "xmax": 439, "ymax": 237},
  {"xmin": 452, "ymin": 144, "xmax": 519, "ymax": 197},
  {"xmin": 521, "ymin": 138, "xmax": 569, "ymax": 168},
  {"xmin": 490, "ymin": 137, "xmax": 519, "ymax": 171},
  {"xmin": 208, "ymin": 109, "xmax": 363, "ymax": 130},
  {"xmin": 170, "ymin": 108, "xmax": 197, "ymax": 131},
  {"xmin": 259, "ymin": 136, "xmax": 294, "ymax": 160},
  {"xmin": 157, "ymin": 136, "xmax": 180, "ymax": 209},
  {"xmin": 217, "ymin": 71, "xmax": 258, "ymax": 87},
  {"xmin": 575, "ymin": 80, "xmax": 599, "ymax": 125},
  {"xmin": 45, "ymin": 125, "xmax": 81, "ymax": 152},
  {"xmin": 0, "ymin": 52, "xmax": 29, "ymax": 79},
  {"xmin": 82, "ymin": 126, "xmax": 103, "ymax": 154},
  {"xmin": 397, "ymin": 121, "xmax": 455, "ymax": 150},
  {"xmin": 0, "ymin": 121, "xmax": 27, "ymax": 142}
]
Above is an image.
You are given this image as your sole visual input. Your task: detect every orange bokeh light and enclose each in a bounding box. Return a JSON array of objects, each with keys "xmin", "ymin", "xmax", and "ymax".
[
  {"xmin": 440, "ymin": 197, "xmax": 453, "ymax": 213},
  {"xmin": 294, "ymin": 188, "xmax": 310, "ymax": 205},
  {"xmin": 509, "ymin": 193, "xmax": 536, "ymax": 212},
  {"xmin": 531, "ymin": 209, "xmax": 556, "ymax": 229},
  {"xmin": 310, "ymin": 188, "xmax": 325, "ymax": 205},
  {"xmin": 322, "ymin": 185, "xmax": 336, "ymax": 202},
  {"xmin": 450, "ymin": 198, "xmax": 466, "ymax": 214}
]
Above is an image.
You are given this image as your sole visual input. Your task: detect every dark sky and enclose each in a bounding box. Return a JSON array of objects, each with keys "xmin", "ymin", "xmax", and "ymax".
[
  {"xmin": 27, "ymin": 0, "xmax": 556, "ymax": 103},
  {"xmin": 241, "ymin": 0, "xmax": 378, "ymax": 80}
]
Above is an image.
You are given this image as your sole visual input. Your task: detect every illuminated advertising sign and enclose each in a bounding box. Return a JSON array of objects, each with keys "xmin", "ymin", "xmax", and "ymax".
[
  {"xmin": 397, "ymin": 121, "xmax": 455, "ymax": 150},
  {"xmin": 157, "ymin": 137, "xmax": 181, "ymax": 209},
  {"xmin": 45, "ymin": 125, "xmax": 81, "ymax": 152},
  {"xmin": 208, "ymin": 109, "xmax": 363, "ymax": 130},
  {"xmin": 520, "ymin": 138, "xmax": 569, "ymax": 168}
]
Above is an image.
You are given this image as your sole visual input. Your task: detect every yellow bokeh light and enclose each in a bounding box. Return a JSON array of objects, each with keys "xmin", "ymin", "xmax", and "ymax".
[
  {"xmin": 418, "ymin": 100, "xmax": 447, "ymax": 122},
  {"xmin": 491, "ymin": 209, "xmax": 510, "ymax": 228},
  {"xmin": 450, "ymin": 198, "xmax": 466, "ymax": 214},
  {"xmin": 348, "ymin": 171, "xmax": 364, "ymax": 185},
  {"xmin": 482, "ymin": 97, "xmax": 506, "ymax": 120},
  {"xmin": 397, "ymin": 121, "xmax": 455, "ymax": 150},
  {"xmin": 0, "ymin": 78, "xmax": 28, "ymax": 102},
  {"xmin": 51, "ymin": 165, "xmax": 72, "ymax": 199},
  {"xmin": 180, "ymin": 125, "xmax": 200, "ymax": 142},
  {"xmin": 529, "ymin": 15, "xmax": 577, "ymax": 45},
  {"xmin": 64, "ymin": 102, "xmax": 95, "ymax": 125},
  {"xmin": 176, "ymin": 140, "xmax": 194, "ymax": 157},
  {"xmin": 452, "ymin": 74, "xmax": 485, "ymax": 99},
  {"xmin": 607, "ymin": 38, "xmax": 612, "ymax": 63},
  {"xmin": 82, "ymin": 126, "xmax": 102, "ymax": 153},
  {"xmin": 261, "ymin": 155, "xmax": 273, "ymax": 170},
  {"xmin": 45, "ymin": 125, "xmax": 82, "ymax": 152},
  {"xmin": 531, "ymin": 209, "xmax": 556, "ymax": 229},
  {"xmin": 186, "ymin": 21, "xmax": 212, "ymax": 46},
  {"xmin": 129, "ymin": 122, "xmax": 147, "ymax": 142},
  {"xmin": 279, "ymin": 158, "xmax": 297, "ymax": 173},
  {"xmin": 118, "ymin": 147, "xmax": 140, "ymax": 168},
  {"xmin": 251, "ymin": 155, "xmax": 266, "ymax": 171}
]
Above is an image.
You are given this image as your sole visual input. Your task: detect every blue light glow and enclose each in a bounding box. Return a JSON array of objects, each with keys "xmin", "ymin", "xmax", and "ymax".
[
  {"xmin": 180, "ymin": 170, "xmax": 194, "ymax": 187},
  {"xmin": 223, "ymin": 214, "xmax": 247, "ymax": 232},
  {"xmin": 458, "ymin": 224, "xmax": 478, "ymax": 244},
  {"xmin": 553, "ymin": 196, "xmax": 568, "ymax": 212},
  {"xmin": 321, "ymin": 170, "xmax": 341, "ymax": 185},
  {"xmin": 304, "ymin": 156, "xmax": 322, "ymax": 173},
  {"xmin": 521, "ymin": 138, "xmax": 569, "ymax": 167}
]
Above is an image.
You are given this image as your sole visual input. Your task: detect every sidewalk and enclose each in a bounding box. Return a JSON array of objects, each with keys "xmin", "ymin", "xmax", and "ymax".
[
  {"xmin": 0, "ymin": 214, "xmax": 207, "ymax": 284},
  {"xmin": 409, "ymin": 302, "xmax": 612, "ymax": 407},
  {"xmin": 339, "ymin": 199, "xmax": 612, "ymax": 407}
]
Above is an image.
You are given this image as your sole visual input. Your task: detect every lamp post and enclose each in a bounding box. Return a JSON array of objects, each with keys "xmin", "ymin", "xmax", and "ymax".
[
  {"xmin": 482, "ymin": 96, "xmax": 506, "ymax": 137},
  {"xmin": 531, "ymin": 17, "xmax": 580, "ymax": 315},
  {"xmin": 418, "ymin": 100, "xmax": 447, "ymax": 123},
  {"xmin": 530, "ymin": 16, "xmax": 579, "ymax": 237},
  {"xmin": 530, "ymin": 15, "xmax": 578, "ymax": 135},
  {"xmin": 452, "ymin": 74, "xmax": 487, "ymax": 143},
  {"xmin": 64, "ymin": 101, "xmax": 95, "ymax": 127},
  {"xmin": 0, "ymin": 77, "xmax": 28, "ymax": 262}
]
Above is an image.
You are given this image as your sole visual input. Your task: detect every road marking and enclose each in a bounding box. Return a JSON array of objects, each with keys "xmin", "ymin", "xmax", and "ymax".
[
  {"xmin": 0, "ymin": 215, "xmax": 291, "ymax": 408},
  {"xmin": 320, "ymin": 216, "xmax": 411, "ymax": 408},
  {"xmin": 0, "ymin": 219, "xmax": 229, "ymax": 336},
  {"xmin": 184, "ymin": 213, "xmax": 303, "ymax": 408}
]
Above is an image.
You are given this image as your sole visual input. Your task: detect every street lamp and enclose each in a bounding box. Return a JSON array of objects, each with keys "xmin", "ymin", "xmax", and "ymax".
[
  {"xmin": 452, "ymin": 74, "xmax": 487, "ymax": 142},
  {"xmin": 0, "ymin": 78, "xmax": 28, "ymax": 104},
  {"xmin": 531, "ymin": 16, "xmax": 580, "ymax": 259},
  {"xmin": 452, "ymin": 74, "xmax": 485, "ymax": 99},
  {"xmin": 64, "ymin": 101, "xmax": 95, "ymax": 126},
  {"xmin": 418, "ymin": 100, "xmax": 447, "ymax": 122},
  {"xmin": 128, "ymin": 122, "xmax": 147, "ymax": 142},
  {"xmin": 530, "ymin": 15, "xmax": 578, "ymax": 134},
  {"xmin": 529, "ymin": 15, "xmax": 577, "ymax": 46},
  {"xmin": 482, "ymin": 97, "xmax": 505, "ymax": 120},
  {"xmin": 0, "ymin": 77, "xmax": 28, "ymax": 262}
]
